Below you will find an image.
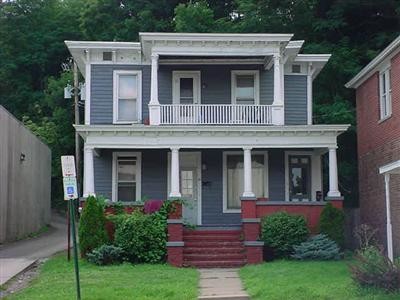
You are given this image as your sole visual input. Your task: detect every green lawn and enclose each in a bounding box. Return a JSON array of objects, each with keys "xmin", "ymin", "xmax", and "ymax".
[
  {"xmin": 7, "ymin": 254, "xmax": 198, "ymax": 300},
  {"xmin": 240, "ymin": 260, "xmax": 400, "ymax": 300}
]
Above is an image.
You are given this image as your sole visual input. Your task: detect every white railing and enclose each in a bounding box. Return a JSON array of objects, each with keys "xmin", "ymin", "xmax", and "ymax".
[{"xmin": 160, "ymin": 104, "xmax": 275, "ymax": 125}]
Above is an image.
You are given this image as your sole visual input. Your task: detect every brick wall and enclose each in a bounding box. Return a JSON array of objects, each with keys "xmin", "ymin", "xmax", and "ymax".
[{"xmin": 356, "ymin": 51, "xmax": 400, "ymax": 255}]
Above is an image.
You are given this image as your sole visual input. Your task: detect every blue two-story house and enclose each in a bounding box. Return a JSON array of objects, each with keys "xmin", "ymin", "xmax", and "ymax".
[{"xmin": 67, "ymin": 33, "xmax": 348, "ymax": 267}]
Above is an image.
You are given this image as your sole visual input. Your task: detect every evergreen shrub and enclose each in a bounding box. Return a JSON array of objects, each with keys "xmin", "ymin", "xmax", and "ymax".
[
  {"xmin": 319, "ymin": 203, "xmax": 345, "ymax": 247},
  {"xmin": 291, "ymin": 234, "xmax": 340, "ymax": 260},
  {"xmin": 261, "ymin": 212, "xmax": 309, "ymax": 258},
  {"xmin": 87, "ymin": 244, "xmax": 124, "ymax": 266}
]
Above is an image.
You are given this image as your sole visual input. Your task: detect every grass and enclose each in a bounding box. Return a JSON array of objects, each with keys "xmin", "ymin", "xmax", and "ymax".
[
  {"xmin": 7, "ymin": 254, "xmax": 198, "ymax": 300},
  {"xmin": 240, "ymin": 260, "xmax": 400, "ymax": 300}
]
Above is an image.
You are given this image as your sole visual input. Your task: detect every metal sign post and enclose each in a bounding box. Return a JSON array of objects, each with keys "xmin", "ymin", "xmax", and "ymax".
[{"xmin": 61, "ymin": 156, "xmax": 81, "ymax": 300}]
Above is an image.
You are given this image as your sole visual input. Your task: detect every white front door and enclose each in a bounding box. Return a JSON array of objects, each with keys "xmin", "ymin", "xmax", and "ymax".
[
  {"xmin": 181, "ymin": 168, "xmax": 198, "ymax": 225},
  {"xmin": 168, "ymin": 152, "xmax": 201, "ymax": 225}
]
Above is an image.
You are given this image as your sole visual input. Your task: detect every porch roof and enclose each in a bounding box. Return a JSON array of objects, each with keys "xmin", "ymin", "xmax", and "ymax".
[{"xmin": 75, "ymin": 124, "xmax": 349, "ymax": 150}]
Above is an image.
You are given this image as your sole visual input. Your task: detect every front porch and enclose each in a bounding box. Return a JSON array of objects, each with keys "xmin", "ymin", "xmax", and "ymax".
[{"xmin": 76, "ymin": 124, "xmax": 348, "ymax": 266}]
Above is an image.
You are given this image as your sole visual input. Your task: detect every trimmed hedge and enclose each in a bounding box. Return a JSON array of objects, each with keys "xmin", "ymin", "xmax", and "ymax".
[
  {"xmin": 261, "ymin": 212, "xmax": 309, "ymax": 258},
  {"xmin": 319, "ymin": 203, "xmax": 345, "ymax": 247},
  {"xmin": 78, "ymin": 196, "xmax": 109, "ymax": 257}
]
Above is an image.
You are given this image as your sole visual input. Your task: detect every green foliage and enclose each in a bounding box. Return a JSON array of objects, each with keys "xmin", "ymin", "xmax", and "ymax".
[
  {"xmin": 319, "ymin": 203, "xmax": 345, "ymax": 247},
  {"xmin": 349, "ymin": 246, "xmax": 400, "ymax": 292},
  {"xmin": 261, "ymin": 212, "xmax": 309, "ymax": 258},
  {"xmin": 86, "ymin": 244, "xmax": 125, "ymax": 266},
  {"xmin": 174, "ymin": 1, "xmax": 215, "ymax": 33},
  {"xmin": 78, "ymin": 196, "xmax": 109, "ymax": 257},
  {"xmin": 291, "ymin": 234, "xmax": 340, "ymax": 260},
  {"xmin": 114, "ymin": 210, "xmax": 167, "ymax": 263}
]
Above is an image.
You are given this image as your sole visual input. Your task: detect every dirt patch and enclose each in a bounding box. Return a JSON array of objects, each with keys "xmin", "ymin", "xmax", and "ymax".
[{"xmin": 0, "ymin": 259, "xmax": 45, "ymax": 298}]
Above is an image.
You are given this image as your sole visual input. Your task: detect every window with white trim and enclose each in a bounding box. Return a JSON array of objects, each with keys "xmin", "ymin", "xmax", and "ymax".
[
  {"xmin": 113, "ymin": 152, "xmax": 141, "ymax": 202},
  {"xmin": 379, "ymin": 66, "xmax": 392, "ymax": 120},
  {"xmin": 231, "ymin": 70, "xmax": 260, "ymax": 105},
  {"xmin": 223, "ymin": 152, "xmax": 268, "ymax": 212},
  {"xmin": 113, "ymin": 70, "xmax": 142, "ymax": 123}
]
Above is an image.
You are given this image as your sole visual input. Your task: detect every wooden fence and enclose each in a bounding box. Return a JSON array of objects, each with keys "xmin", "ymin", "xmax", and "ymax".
[{"xmin": 0, "ymin": 106, "xmax": 51, "ymax": 243}]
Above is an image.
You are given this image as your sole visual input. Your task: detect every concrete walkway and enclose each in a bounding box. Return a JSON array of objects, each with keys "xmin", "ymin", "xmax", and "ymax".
[
  {"xmin": 0, "ymin": 212, "xmax": 68, "ymax": 285},
  {"xmin": 198, "ymin": 268, "xmax": 250, "ymax": 300}
]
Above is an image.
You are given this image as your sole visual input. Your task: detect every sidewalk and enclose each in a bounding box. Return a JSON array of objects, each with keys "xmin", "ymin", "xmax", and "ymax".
[
  {"xmin": 0, "ymin": 212, "xmax": 68, "ymax": 285},
  {"xmin": 198, "ymin": 268, "xmax": 250, "ymax": 300}
]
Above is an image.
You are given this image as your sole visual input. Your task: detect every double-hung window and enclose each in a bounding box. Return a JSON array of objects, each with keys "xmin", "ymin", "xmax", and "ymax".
[
  {"xmin": 223, "ymin": 152, "xmax": 268, "ymax": 212},
  {"xmin": 113, "ymin": 70, "xmax": 142, "ymax": 123},
  {"xmin": 231, "ymin": 70, "xmax": 260, "ymax": 105},
  {"xmin": 379, "ymin": 66, "xmax": 392, "ymax": 120},
  {"xmin": 112, "ymin": 152, "xmax": 141, "ymax": 202}
]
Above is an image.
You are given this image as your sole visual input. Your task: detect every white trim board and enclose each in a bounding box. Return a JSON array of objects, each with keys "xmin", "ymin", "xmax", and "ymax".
[
  {"xmin": 112, "ymin": 70, "xmax": 142, "ymax": 124},
  {"xmin": 222, "ymin": 151, "xmax": 269, "ymax": 213},
  {"xmin": 167, "ymin": 152, "xmax": 202, "ymax": 225},
  {"xmin": 231, "ymin": 70, "xmax": 260, "ymax": 105},
  {"xmin": 112, "ymin": 151, "xmax": 142, "ymax": 202},
  {"xmin": 379, "ymin": 160, "xmax": 400, "ymax": 174}
]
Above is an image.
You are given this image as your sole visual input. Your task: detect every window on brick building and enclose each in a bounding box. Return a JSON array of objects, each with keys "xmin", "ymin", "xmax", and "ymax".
[{"xmin": 379, "ymin": 66, "xmax": 392, "ymax": 120}]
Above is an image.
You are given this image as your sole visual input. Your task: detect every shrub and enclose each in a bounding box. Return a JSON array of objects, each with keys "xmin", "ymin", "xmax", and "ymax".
[
  {"xmin": 319, "ymin": 203, "xmax": 345, "ymax": 247},
  {"xmin": 261, "ymin": 212, "xmax": 309, "ymax": 258},
  {"xmin": 86, "ymin": 245, "xmax": 124, "ymax": 266},
  {"xmin": 114, "ymin": 211, "xmax": 167, "ymax": 263},
  {"xmin": 291, "ymin": 234, "xmax": 340, "ymax": 260},
  {"xmin": 354, "ymin": 224, "xmax": 379, "ymax": 249},
  {"xmin": 349, "ymin": 246, "xmax": 400, "ymax": 292},
  {"xmin": 78, "ymin": 196, "xmax": 109, "ymax": 257}
]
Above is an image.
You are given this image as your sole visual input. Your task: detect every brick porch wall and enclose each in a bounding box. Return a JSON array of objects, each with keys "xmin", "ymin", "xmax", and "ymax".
[{"xmin": 356, "ymin": 51, "xmax": 400, "ymax": 256}]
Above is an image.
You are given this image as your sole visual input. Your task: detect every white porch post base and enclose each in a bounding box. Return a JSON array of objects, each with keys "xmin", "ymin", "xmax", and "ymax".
[
  {"xmin": 149, "ymin": 104, "xmax": 161, "ymax": 125},
  {"xmin": 242, "ymin": 147, "xmax": 255, "ymax": 198},
  {"xmin": 271, "ymin": 106, "xmax": 284, "ymax": 125},
  {"xmin": 327, "ymin": 147, "xmax": 341, "ymax": 198},
  {"xmin": 169, "ymin": 147, "xmax": 181, "ymax": 198},
  {"xmin": 384, "ymin": 174, "xmax": 394, "ymax": 262},
  {"xmin": 83, "ymin": 146, "xmax": 95, "ymax": 197}
]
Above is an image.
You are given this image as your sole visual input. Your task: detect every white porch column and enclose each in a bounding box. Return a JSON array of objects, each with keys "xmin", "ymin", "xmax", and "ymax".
[
  {"xmin": 272, "ymin": 53, "xmax": 284, "ymax": 125},
  {"xmin": 327, "ymin": 147, "xmax": 341, "ymax": 197},
  {"xmin": 83, "ymin": 146, "xmax": 95, "ymax": 197},
  {"xmin": 149, "ymin": 53, "xmax": 160, "ymax": 125},
  {"xmin": 169, "ymin": 147, "xmax": 181, "ymax": 198},
  {"xmin": 384, "ymin": 174, "xmax": 394, "ymax": 261},
  {"xmin": 242, "ymin": 147, "xmax": 255, "ymax": 198}
]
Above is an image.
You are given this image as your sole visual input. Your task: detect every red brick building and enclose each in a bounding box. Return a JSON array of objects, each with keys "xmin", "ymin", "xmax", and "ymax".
[{"xmin": 346, "ymin": 36, "xmax": 400, "ymax": 260}]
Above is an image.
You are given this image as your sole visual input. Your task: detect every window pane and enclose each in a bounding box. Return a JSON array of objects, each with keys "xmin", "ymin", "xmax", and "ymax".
[
  {"xmin": 226, "ymin": 154, "xmax": 264, "ymax": 209},
  {"xmin": 236, "ymin": 75, "xmax": 255, "ymax": 101},
  {"xmin": 118, "ymin": 98, "xmax": 137, "ymax": 121},
  {"xmin": 118, "ymin": 159, "xmax": 136, "ymax": 182},
  {"xmin": 180, "ymin": 78, "xmax": 194, "ymax": 103},
  {"xmin": 118, "ymin": 183, "xmax": 136, "ymax": 202},
  {"xmin": 181, "ymin": 170, "xmax": 194, "ymax": 198},
  {"xmin": 289, "ymin": 155, "xmax": 310, "ymax": 201},
  {"xmin": 119, "ymin": 75, "xmax": 137, "ymax": 98}
]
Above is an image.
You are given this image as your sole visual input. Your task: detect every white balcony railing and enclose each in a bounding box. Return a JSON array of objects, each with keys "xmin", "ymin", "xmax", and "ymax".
[{"xmin": 159, "ymin": 104, "xmax": 279, "ymax": 125}]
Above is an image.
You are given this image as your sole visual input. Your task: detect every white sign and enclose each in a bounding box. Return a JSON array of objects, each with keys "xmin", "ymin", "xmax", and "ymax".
[
  {"xmin": 63, "ymin": 177, "xmax": 78, "ymax": 200},
  {"xmin": 61, "ymin": 156, "xmax": 76, "ymax": 177}
]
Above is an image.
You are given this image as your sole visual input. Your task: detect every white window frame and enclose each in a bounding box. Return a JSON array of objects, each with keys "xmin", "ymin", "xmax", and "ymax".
[
  {"xmin": 222, "ymin": 151, "xmax": 269, "ymax": 213},
  {"xmin": 231, "ymin": 70, "xmax": 260, "ymax": 105},
  {"xmin": 379, "ymin": 64, "xmax": 392, "ymax": 121},
  {"xmin": 112, "ymin": 152, "xmax": 142, "ymax": 202},
  {"xmin": 172, "ymin": 71, "xmax": 201, "ymax": 105},
  {"xmin": 113, "ymin": 70, "xmax": 142, "ymax": 124}
]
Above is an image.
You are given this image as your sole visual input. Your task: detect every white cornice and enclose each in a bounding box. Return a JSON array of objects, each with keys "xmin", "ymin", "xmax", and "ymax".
[
  {"xmin": 139, "ymin": 32, "xmax": 294, "ymax": 43},
  {"xmin": 75, "ymin": 124, "xmax": 349, "ymax": 150},
  {"xmin": 379, "ymin": 159, "xmax": 400, "ymax": 174},
  {"xmin": 294, "ymin": 54, "xmax": 331, "ymax": 62},
  {"xmin": 64, "ymin": 40, "xmax": 141, "ymax": 50},
  {"xmin": 346, "ymin": 35, "xmax": 400, "ymax": 89}
]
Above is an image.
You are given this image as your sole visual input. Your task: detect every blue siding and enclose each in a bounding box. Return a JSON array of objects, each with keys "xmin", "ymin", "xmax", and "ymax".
[
  {"xmin": 90, "ymin": 65, "xmax": 151, "ymax": 124},
  {"xmin": 268, "ymin": 149, "xmax": 285, "ymax": 201},
  {"xmin": 201, "ymin": 150, "xmax": 241, "ymax": 225},
  {"xmin": 158, "ymin": 65, "xmax": 274, "ymax": 105},
  {"xmin": 284, "ymin": 75, "xmax": 308, "ymax": 125},
  {"xmin": 93, "ymin": 149, "xmax": 287, "ymax": 224}
]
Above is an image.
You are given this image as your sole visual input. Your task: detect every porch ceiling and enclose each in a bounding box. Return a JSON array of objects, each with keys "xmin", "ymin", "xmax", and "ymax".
[{"xmin": 75, "ymin": 124, "xmax": 349, "ymax": 150}]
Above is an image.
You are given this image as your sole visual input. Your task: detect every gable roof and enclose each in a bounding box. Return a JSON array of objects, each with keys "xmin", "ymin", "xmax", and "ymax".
[{"xmin": 346, "ymin": 35, "xmax": 400, "ymax": 89}]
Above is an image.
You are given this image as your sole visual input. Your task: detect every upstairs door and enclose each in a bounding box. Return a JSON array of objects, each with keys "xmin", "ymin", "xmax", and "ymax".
[{"xmin": 172, "ymin": 71, "xmax": 201, "ymax": 105}]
